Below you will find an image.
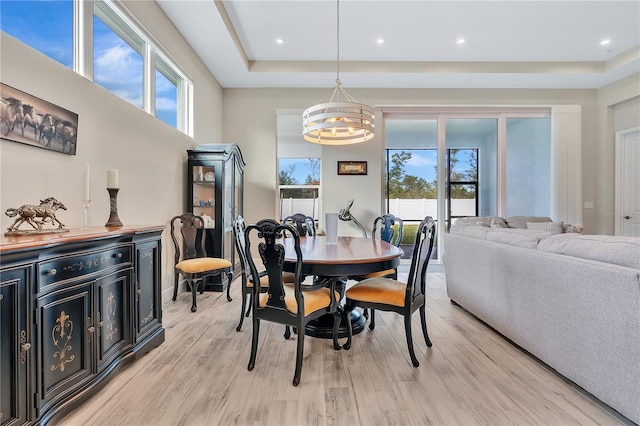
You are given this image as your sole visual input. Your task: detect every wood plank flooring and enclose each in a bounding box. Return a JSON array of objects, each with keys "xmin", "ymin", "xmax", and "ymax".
[{"xmin": 60, "ymin": 272, "xmax": 629, "ymax": 426}]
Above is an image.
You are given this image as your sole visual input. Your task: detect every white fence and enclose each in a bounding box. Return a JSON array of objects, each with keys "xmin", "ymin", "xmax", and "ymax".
[{"xmin": 280, "ymin": 198, "xmax": 476, "ymax": 221}]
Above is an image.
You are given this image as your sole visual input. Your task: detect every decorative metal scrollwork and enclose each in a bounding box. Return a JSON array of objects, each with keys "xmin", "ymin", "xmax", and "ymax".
[
  {"xmin": 141, "ymin": 298, "xmax": 154, "ymax": 325},
  {"xmin": 50, "ymin": 311, "xmax": 75, "ymax": 372},
  {"xmin": 105, "ymin": 292, "xmax": 118, "ymax": 341}
]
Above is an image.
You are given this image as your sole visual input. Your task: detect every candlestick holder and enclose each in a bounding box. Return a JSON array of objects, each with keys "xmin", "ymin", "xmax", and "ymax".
[
  {"xmin": 81, "ymin": 199, "xmax": 91, "ymax": 229},
  {"xmin": 105, "ymin": 188, "xmax": 123, "ymax": 227}
]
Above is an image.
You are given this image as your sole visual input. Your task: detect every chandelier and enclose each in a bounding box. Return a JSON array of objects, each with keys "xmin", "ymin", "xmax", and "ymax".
[{"xmin": 302, "ymin": 0, "xmax": 375, "ymax": 145}]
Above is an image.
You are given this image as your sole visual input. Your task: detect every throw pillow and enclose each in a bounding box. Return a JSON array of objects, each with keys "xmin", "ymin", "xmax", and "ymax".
[
  {"xmin": 563, "ymin": 223, "xmax": 585, "ymax": 234},
  {"xmin": 526, "ymin": 221, "xmax": 564, "ymax": 234},
  {"xmin": 490, "ymin": 217, "xmax": 508, "ymax": 229}
]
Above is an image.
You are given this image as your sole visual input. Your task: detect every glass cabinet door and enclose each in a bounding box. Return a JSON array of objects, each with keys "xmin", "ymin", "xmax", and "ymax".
[{"xmin": 192, "ymin": 164, "xmax": 215, "ymax": 229}]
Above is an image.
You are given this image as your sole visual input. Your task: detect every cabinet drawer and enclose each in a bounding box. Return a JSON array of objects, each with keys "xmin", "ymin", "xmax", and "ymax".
[{"xmin": 38, "ymin": 245, "xmax": 132, "ymax": 291}]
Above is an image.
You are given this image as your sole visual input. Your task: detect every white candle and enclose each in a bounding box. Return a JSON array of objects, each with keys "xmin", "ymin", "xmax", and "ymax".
[
  {"xmin": 107, "ymin": 169, "xmax": 119, "ymax": 189},
  {"xmin": 84, "ymin": 163, "xmax": 90, "ymax": 201}
]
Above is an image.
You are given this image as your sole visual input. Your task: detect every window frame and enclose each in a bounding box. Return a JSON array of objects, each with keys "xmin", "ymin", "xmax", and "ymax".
[{"xmin": 5, "ymin": 0, "xmax": 193, "ymax": 136}]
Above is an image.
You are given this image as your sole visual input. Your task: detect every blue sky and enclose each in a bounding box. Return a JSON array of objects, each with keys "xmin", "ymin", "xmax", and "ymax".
[{"xmin": 1, "ymin": 0, "xmax": 176, "ymax": 127}]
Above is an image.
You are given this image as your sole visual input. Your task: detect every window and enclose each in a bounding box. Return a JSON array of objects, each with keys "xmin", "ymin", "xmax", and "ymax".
[
  {"xmin": 93, "ymin": 6, "xmax": 144, "ymax": 107},
  {"xmin": 155, "ymin": 56, "xmax": 178, "ymax": 128},
  {"xmin": 1, "ymin": 0, "xmax": 193, "ymax": 135},
  {"xmin": 1, "ymin": 0, "xmax": 73, "ymax": 68},
  {"xmin": 385, "ymin": 110, "xmax": 552, "ymax": 263},
  {"xmin": 278, "ymin": 158, "xmax": 321, "ymax": 221}
]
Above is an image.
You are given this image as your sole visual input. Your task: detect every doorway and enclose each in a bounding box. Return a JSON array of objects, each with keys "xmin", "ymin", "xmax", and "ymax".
[{"xmin": 615, "ymin": 127, "xmax": 640, "ymax": 236}]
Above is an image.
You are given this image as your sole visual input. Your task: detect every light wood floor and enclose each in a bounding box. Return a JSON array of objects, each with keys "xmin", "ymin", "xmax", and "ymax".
[{"xmin": 60, "ymin": 272, "xmax": 628, "ymax": 426}]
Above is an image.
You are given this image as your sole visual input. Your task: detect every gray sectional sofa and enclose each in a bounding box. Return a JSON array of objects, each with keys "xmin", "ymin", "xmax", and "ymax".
[{"xmin": 443, "ymin": 216, "xmax": 640, "ymax": 424}]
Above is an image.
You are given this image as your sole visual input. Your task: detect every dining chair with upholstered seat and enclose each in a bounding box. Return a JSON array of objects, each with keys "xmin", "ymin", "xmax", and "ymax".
[
  {"xmin": 244, "ymin": 219, "xmax": 341, "ymax": 386},
  {"xmin": 233, "ymin": 215, "xmax": 298, "ymax": 332},
  {"xmin": 170, "ymin": 213, "xmax": 233, "ymax": 312},
  {"xmin": 344, "ymin": 216, "xmax": 436, "ymax": 367},
  {"xmin": 282, "ymin": 213, "xmax": 316, "ymax": 236},
  {"xmin": 351, "ymin": 213, "xmax": 404, "ymax": 321}
]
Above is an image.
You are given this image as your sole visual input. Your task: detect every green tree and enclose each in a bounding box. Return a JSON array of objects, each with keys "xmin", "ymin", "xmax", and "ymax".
[
  {"xmin": 279, "ymin": 164, "xmax": 298, "ymax": 185},
  {"xmin": 388, "ymin": 151, "xmax": 435, "ymax": 199},
  {"xmin": 448, "ymin": 149, "xmax": 477, "ymax": 199}
]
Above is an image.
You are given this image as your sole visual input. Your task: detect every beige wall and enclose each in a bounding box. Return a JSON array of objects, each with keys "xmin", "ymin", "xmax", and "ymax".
[
  {"xmin": 224, "ymin": 86, "xmax": 640, "ymax": 235},
  {"xmin": 0, "ymin": 1, "xmax": 224, "ymax": 296}
]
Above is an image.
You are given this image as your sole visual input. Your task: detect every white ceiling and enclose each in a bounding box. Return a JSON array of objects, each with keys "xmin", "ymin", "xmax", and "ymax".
[{"xmin": 157, "ymin": 0, "xmax": 640, "ymax": 89}]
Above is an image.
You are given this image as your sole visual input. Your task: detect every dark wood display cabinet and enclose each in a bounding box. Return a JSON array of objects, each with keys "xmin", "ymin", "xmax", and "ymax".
[
  {"xmin": 187, "ymin": 144, "xmax": 245, "ymax": 292},
  {"xmin": 0, "ymin": 226, "xmax": 164, "ymax": 426}
]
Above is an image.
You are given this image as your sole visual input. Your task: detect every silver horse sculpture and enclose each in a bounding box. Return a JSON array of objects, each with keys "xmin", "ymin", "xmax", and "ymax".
[{"xmin": 5, "ymin": 197, "xmax": 68, "ymax": 233}]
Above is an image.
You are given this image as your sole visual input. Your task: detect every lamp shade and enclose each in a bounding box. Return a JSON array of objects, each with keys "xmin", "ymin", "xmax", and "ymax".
[{"xmin": 303, "ymin": 99, "xmax": 375, "ymax": 145}]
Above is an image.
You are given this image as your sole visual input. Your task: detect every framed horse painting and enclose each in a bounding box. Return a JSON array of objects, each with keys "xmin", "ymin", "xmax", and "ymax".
[{"xmin": 0, "ymin": 83, "xmax": 79, "ymax": 155}]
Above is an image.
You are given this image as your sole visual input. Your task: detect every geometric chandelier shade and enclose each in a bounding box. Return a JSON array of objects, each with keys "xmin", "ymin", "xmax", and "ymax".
[{"xmin": 302, "ymin": 0, "xmax": 375, "ymax": 145}]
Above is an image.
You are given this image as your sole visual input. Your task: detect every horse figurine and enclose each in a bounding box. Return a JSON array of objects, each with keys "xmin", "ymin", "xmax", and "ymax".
[{"xmin": 5, "ymin": 197, "xmax": 69, "ymax": 234}]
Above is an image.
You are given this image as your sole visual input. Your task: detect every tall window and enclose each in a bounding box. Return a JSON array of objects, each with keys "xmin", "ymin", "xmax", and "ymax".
[{"xmin": 0, "ymin": 0, "xmax": 73, "ymax": 68}]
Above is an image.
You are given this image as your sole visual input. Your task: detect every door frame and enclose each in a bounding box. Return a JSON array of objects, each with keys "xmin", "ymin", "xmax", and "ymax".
[{"xmin": 614, "ymin": 126, "xmax": 640, "ymax": 236}]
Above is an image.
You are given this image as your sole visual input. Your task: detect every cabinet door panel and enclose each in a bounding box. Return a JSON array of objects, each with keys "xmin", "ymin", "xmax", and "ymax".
[
  {"xmin": 97, "ymin": 269, "xmax": 133, "ymax": 371},
  {"xmin": 38, "ymin": 283, "xmax": 93, "ymax": 409},
  {"xmin": 0, "ymin": 266, "xmax": 31, "ymax": 426},
  {"xmin": 135, "ymin": 241, "xmax": 161, "ymax": 342}
]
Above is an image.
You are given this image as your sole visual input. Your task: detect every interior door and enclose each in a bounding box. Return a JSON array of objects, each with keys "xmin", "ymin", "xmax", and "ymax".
[{"xmin": 615, "ymin": 127, "xmax": 640, "ymax": 236}]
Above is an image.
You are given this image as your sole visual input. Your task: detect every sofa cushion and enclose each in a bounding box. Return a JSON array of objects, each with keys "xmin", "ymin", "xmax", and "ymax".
[
  {"xmin": 454, "ymin": 216, "xmax": 496, "ymax": 227},
  {"xmin": 526, "ymin": 221, "xmax": 564, "ymax": 234},
  {"xmin": 537, "ymin": 234, "xmax": 640, "ymax": 269},
  {"xmin": 505, "ymin": 216, "xmax": 552, "ymax": 229},
  {"xmin": 450, "ymin": 224, "xmax": 491, "ymax": 239},
  {"xmin": 486, "ymin": 228, "xmax": 553, "ymax": 249}
]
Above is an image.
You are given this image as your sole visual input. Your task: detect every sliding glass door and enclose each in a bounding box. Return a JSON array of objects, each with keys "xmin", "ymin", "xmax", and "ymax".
[{"xmin": 384, "ymin": 109, "xmax": 551, "ymax": 263}]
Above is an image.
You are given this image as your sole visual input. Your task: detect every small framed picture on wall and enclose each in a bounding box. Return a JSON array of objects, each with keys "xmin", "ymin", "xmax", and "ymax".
[{"xmin": 337, "ymin": 161, "xmax": 367, "ymax": 175}]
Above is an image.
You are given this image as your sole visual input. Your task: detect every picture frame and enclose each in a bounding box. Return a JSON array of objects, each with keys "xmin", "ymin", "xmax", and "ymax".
[
  {"xmin": 337, "ymin": 161, "xmax": 367, "ymax": 175},
  {"xmin": 1, "ymin": 83, "xmax": 79, "ymax": 155}
]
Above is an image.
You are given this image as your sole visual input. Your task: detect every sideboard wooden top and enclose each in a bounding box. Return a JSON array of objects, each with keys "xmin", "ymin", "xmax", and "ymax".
[{"xmin": 0, "ymin": 225, "xmax": 165, "ymax": 253}]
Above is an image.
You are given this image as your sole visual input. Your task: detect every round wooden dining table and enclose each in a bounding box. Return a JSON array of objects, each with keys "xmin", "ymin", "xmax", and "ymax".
[{"xmin": 282, "ymin": 236, "xmax": 403, "ymax": 340}]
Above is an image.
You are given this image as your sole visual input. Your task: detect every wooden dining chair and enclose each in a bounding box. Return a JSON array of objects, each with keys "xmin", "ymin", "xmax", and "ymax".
[
  {"xmin": 244, "ymin": 219, "xmax": 341, "ymax": 386},
  {"xmin": 351, "ymin": 213, "xmax": 404, "ymax": 321},
  {"xmin": 283, "ymin": 213, "xmax": 316, "ymax": 236},
  {"xmin": 344, "ymin": 216, "xmax": 436, "ymax": 367},
  {"xmin": 234, "ymin": 215, "xmax": 298, "ymax": 339},
  {"xmin": 170, "ymin": 213, "xmax": 233, "ymax": 312}
]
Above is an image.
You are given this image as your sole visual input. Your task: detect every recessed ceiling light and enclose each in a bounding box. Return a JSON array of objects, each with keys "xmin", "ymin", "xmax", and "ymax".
[
  {"xmin": 600, "ymin": 39, "xmax": 611, "ymax": 46},
  {"xmin": 276, "ymin": 38, "xmax": 284, "ymax": 44},
  {"xmin": 457, "ymin": 38, "xmax": 466, "ymax": 45},
  {"xmin": 377, "ymin": 38, "xmax": 385, "ymax": 44}
]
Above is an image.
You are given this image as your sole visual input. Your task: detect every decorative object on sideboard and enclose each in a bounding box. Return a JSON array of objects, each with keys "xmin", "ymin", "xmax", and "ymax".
[
  {"xmin": 301, "ymin": 0, "xmax": 374, "ymax": 145},
  {"xmin": 4, "ymin": 197, "xmax": 69, "ymax": 235},
  {"xmin": 105, "ymin": 169, "xmax": 123, "ymax": 227},
  {"xmin": 0, "ymin": 82, "xmax": 79, "ymax": 155}
]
